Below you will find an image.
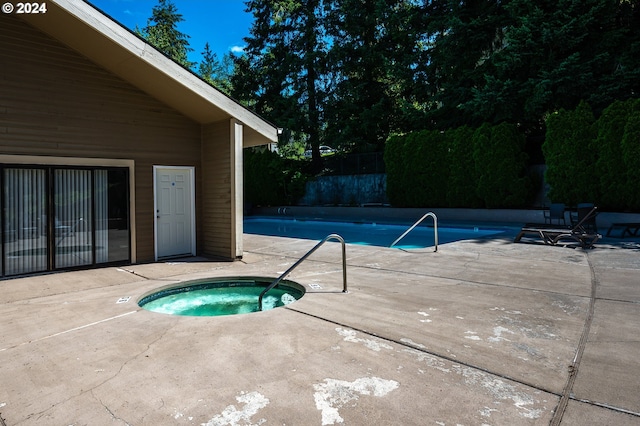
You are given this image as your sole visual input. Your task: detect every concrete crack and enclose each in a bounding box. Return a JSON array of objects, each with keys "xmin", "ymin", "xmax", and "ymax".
[
  {"xmin": 550, "ymin": 251, "xmax": 597, "ymax": 425},
  {"xmin": 24, "ymin": 323, "xmax": 174, "ymax": 424},
  {"xmin": 117, "ymin": 267, "xmax": 152, "ymax": 280},
  {"xmin": 94, "ymin": 391, "xmax": 132, "ymax": 426}
]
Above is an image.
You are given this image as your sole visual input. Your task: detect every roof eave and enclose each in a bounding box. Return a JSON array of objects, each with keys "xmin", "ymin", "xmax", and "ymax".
[{"xmin": 20, "ymin": 0, "xmax": 277, "ymax": 146}]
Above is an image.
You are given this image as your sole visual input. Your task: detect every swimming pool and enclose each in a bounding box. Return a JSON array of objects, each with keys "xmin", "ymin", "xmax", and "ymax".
[{"xmin": 244, "ymin": 217, "xmax": 507, "ymax": 249}]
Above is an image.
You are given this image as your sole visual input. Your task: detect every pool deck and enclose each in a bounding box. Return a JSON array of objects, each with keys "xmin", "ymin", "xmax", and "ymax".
[{"xmin": 1, "ymin": 230, "xmax": 640, "ymax": 425}]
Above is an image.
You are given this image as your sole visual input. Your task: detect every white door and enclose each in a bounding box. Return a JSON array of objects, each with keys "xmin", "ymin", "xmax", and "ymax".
[{"xmin": 154, "ymin": 166, "xmax": 195, "ymax": 259}]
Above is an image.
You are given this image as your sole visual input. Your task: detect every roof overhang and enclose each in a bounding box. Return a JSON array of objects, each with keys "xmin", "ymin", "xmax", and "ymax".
[{"xmin": 20, "ymin": 0, "xmax": 277, "ymax": 147}]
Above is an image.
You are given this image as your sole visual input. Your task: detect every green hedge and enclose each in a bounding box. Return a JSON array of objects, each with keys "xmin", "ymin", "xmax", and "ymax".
[
  {"xmin": 473, "ymin": 123, "xmax": 531, "ymax": 208},
  {"xmin": 622, "ymin": 111, "xmax": 640, "ymax": 210},
  {"xmin": 243, "ymin": 148, "xmax": 309, "ymax": 206},
  {"xmin": 596, "ymin": 100, "xmax": 631, "ymax": 209},
  {"xmin": 384, "ymin": 123, "xmax": 531, "ymax": 208},
  {"xmin": 447, "ymin": 126, "xmax": 482, "ymax": 207},
  {"xmin": 384, "ymin": 130, "xmax": 449, "ymax": 207},
  {"xmin": 248, "ymin": 97, "xmax": 640, "ymax": 211},
  {"xmin": 543, "ymin": 98, "xmax": 640, "ymax": 211},
  {"xmin": 542, "ymin": 100, "xmax": 598, "ymax": 206}
]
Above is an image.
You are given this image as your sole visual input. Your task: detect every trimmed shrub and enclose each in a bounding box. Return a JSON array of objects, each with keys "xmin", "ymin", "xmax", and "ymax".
[
  {"xmin": 386, "ymin": 123, "xmax": 530, "ymax": 208},
  {"xmin": 594, "ymin": 98, "xmax": 640, "ymax": 210},
  {"xmin": 422, "ymin": 130, "xmax": 450, "ymax": 207},
  {"xmin": 405, "ymin": 131, "xmax": 429, "ymax": 206},
  {"xmin": 543, "ymin": 101, "xmax": 597, "ymax": 206},
  {"xmin": 447, "ymin": 126, "xmax": 482, "ymax": 207},
  {"xmin": 384, "ymin": 134, "xmax": 410, "ymax": 207},
  {"xmin": 244, "ymin": 148, "xmax": 309, "ymax": 206},
  {"xmin": 473, "ymin": 123, "xmax": 531, "ymax": 208},
  {"xmin": 622, "ymin": 110, "xmax": 640, "ymax": 210},
  {"xmin": 406, "ymin": 130, "xmax": 449, "ymax": 206},
  {"xmin": 385, "ymin": 130, "xmax": 450, "ymax": 207}
]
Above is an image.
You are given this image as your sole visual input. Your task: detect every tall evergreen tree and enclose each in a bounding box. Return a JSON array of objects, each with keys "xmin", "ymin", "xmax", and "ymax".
[
  {"xmin": 324, "ymin": 0, "xmax": 393, "ymax": 151},
  {"xmin": 198, "ymin": 42, "xmax": 234, "ymax": 95},
  {"xmin": 232, "ymin": 0, "xmax": 328, "ymax": 169},
  {"xmin": 422, "ymin": 0, "xmax": 508, "ymax": 129},
  {"xmin": 387, "ymin": 1, "xmax": 435, "ymax": 132},
  {"xmin": 231, "ymin": 0, "xmax": 639, "ymax": 171},
  {"xmin": 323, "ymin": 0, "xmax": 428, "ymax": 151},
  {"xmin": 423, "ymin": 0, "xmax": 640, "ymax": 133},
  {"xmin": 471, "ymin": 0, "xmax": 618, "ymax": 124},
  {"xmin": 136, "ymin": 0, "xmax": 194, "ymax": 69}
]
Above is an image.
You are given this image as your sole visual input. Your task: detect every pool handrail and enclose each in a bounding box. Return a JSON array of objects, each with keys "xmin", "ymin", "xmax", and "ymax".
[
  {"xmin": 258, "ymin": 233, "xmax": 348, "ymax": 311},
  {"xmin": 390, "ymin": 212, "xmax": 438, "ymax": 252}
]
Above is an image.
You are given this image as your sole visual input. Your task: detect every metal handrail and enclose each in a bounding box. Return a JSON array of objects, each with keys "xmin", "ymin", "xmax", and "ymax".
[
  {"xmin": 258, "ymin": 233, "xmax": 348, "ymax": 311},
  {"xmin": 390, "ymin": 212, "xmax": 438, "ymax": 252}
]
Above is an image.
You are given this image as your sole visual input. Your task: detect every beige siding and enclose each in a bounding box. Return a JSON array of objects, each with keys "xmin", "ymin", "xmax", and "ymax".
[
  {"xmin": 0, "ymin": 16, "xmax": 203, "ymax": 263},
  {"xmin": 201, "ymin": 121, "xmax": 234, "ymax": 259}
]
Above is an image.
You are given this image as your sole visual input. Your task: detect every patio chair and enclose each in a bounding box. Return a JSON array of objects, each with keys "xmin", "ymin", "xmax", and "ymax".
[
  {"xmin": 514, "ymin": 206, "xmax": 601, "ymax": 248},
  {"xmin": 543, "ymin": 203, "xmax": 566, "ymax": 226},
  {"xmin": 570, "ymin": 203, "xmax": 598, "ymax": 233}
]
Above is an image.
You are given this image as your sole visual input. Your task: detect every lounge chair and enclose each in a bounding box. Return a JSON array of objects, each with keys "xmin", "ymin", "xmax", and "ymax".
[
  {"xmin": 606, "ymin": 222, "xmax": 640, "ymax": 238},
  {"xmin": 570, "ymin": 203, "xmax": 598, "ymax": 233},
  {"xmin": 543, "ymin": 203, "xmax": 566, "ymax": 226},
  {"xmin": 514, "ymin": 206, "xmax": 601, "ymax": 248}
]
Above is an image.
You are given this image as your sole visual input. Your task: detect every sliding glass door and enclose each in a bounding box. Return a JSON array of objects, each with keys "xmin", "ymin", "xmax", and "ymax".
[
  {"xmin": 54, "ymin": 169, "xmax": 93, "ymax": 268},
  {"xmin": 100, "ymin": 169, "xmax": 130, "ymax": 263},
  {"xmin": 3, "ymin": 168, "xmax": 48, "ymax": 275},
  {"xmin": 2, "ymin": 166, "xmax": 130, "ymax": 277}
]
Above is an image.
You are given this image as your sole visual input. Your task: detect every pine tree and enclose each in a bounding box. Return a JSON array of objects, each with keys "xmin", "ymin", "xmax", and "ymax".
[
  {"xmin": 423, "ymin": 0, "xmax": 640, "ymax": 133},
  {"xmin": 136, "ymin": 0, "xmax": 194, "ymax": 69},
  {"xmin": 232, "ymin": 0, "xmax": 328, "ymax": 169},
  {"xmin": 198, "ymin": 42, "xmax": 233, "ymax": 95},
  {"xmin": 324, "ymin": 0, "xmax": 394, "ymax": 152},
  {"xmin": 322, "ymin": 0, "xmax": 426, "ymax": 152},
  {"xmin": 423, "ymin": 0, "xmax": 508, "ymax": 129}
]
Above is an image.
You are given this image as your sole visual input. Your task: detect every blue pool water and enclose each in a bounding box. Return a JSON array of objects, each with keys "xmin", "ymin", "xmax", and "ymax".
[{"xmin": 244, "ymin": 217, "xmax": 506, "ymax": 249}]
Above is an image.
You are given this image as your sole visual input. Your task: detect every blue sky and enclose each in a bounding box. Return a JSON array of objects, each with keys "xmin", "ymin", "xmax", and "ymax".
[{"xmin": 88, "ymin": 0, "xmax": 254, "ymax": 65}]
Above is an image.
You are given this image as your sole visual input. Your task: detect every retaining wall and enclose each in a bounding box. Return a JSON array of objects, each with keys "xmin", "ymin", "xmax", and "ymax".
[{"xmin": 297, "ymin": 174, "xmax": 387, "ymax": 206}]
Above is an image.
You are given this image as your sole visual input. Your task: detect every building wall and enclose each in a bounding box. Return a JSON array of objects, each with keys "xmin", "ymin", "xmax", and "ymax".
[
  {"xmin": 201, "ymin": 121, "xmax": 234, "ymax": 259},
  {"xmin": 0, "ymin": 16, "xmax": 204, "ymax": 263}
]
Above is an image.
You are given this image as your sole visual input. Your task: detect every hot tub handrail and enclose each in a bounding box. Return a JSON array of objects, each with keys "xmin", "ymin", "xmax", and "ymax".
[
  {"xmin": 390, "ymin": 212, "xmax": 438, "ymax": 252},
  {"xmin": 258, "ymin": 233, "xmax": 348, "ymax": 311}
]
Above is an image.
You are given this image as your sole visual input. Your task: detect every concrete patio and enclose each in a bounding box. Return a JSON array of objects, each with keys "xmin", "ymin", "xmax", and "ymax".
[{"xmin": 1, "ymin": 229, "xmax": 639, "ymax": 425}]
